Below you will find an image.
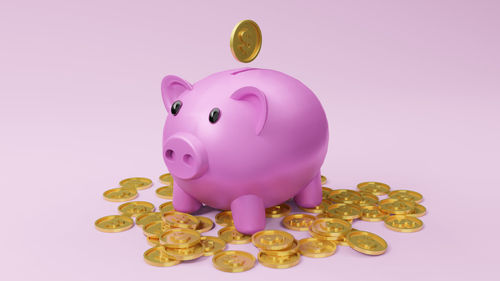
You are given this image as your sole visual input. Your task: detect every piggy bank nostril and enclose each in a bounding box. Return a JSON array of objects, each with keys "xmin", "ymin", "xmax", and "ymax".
[
  {"xmin": 183, "ymin": 154, "xmax": 193, "ymax": 165},
  {"xmin": 165, "ymin": 149, "xmax": 175, "ymax": 160}
]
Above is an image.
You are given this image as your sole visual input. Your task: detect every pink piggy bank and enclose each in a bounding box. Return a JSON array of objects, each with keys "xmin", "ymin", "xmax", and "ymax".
[{"xmin": 161, "ymin": 68, "xmax": 329, "ymax": 234}]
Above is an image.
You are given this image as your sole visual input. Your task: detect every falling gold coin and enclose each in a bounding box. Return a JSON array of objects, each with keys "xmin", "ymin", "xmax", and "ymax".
[
  {"xmin": 321, "ymin": 175, "xmax": 327, "ymax": 185},
  {"xmin": 252, "ymin": 230, "xmax": 295, "ymax": 251},
  {"xmin": 384, "ymin": 215, "xmax": 423, "ymax": 232},
  {"xmin": 358, "ymin": 192, "xmax": 379, "ymax": 206},
  {"xmin": 298, "ymin": 238, "xmax": 337, "ymax": 258},
  {"xmin": 200, "ymin": 236, "xmax": 227, "ymax": 256},
  {"xmin": 159, "ymin": 173, "xmax": 174, "ymax": 185},
  {"xmin": 282, "ymin": 214, "xmax": 316, "ymax": 231},
  {"xmin": 143, "ymin": 220, "xmax": 171, "ymax": 238},
  {"xmin": 265, "ymin": 203, "xmax": 291, "ymax": 218},
  {"xmin": 310, "ymin": 218, "xmax": 351, "ymax": 238},
  {"xmin": 258, "ymin": 252, "xmax": 300, "ymax": 269},
  {"xmin": 95, "ymin": 215, "xmax": 134, "ymax": 233},
  {"xmin": 360, "ymin": 206, "xmax": 389, "ymax": 222},
  {"xmin": 159, "ymin": 201, "xmax": 174, "ymax": 213},
  {"xmin": 135, "ymin": 212, "xmax": 162, "ymax": 228},
  {"xmin": 195, "ymin": 216, "xmax": 214, "ymax": 233},
  {"xmin": 215, "ymin": 211, "xmax": 234, "ymax": 226},
  {"xmin": 155, "ymin": 186, "xmax": 173, "ymax": 199},
  {"xmin": 326, "ymin": 203, "xmax": 362, "ymax": 220},
  {"xmin": 388, "ymin": 190, "xmax": 423, "ymax": 203},
  {"xmin": 408, "ymin": 203, "xmax": 427, "ymax": 217},
  {"xmin": 299, "ymin": 199, "xmax": 332, "ymax": 214},
  {"xmin": 346, "ymin": 230, "xmax": 387, "ymax": 255},
  {"xmin": 328, "ymin": 189, "xmax": 362, "ymax": 204},
  {"xmin": 379, "ymin": 198, "xmax": 415, "ymax": 215},
  {"xmin": 119, "ymin": 177, "xmax": 153, "ymax": 190},
  {"xmin": 143, "ymin": 246, "xmax": 181, "ymax": 267},
  {"xmin": 162, "ymin": 211, "xmax": 200, "ymax": 230},
  {"xmin": 165, "ymin": 243, "xmax": 204, "ymax": 261},
  {"xmin": 261, "ymin": 240, "xmax": 299, "ymax": 256},
  {"xmin": 118, "ymin": 201, "xmax": 155, "ymax": 217},
  {"xmin": 160, "ymin": 228, "xmax": 201, "ymax": 248},
  {"xmin": 218, "ymin": 226, "xmax": 252, "ymax": 244},
  {"xmin": 212, "ymin": 250, "xmax": 256, "ymax": 273},
  {"xmin": 103, "ymin": 187, "xmax": 138, "ymax": 202},
  {"xmin": 357, "ymin": 182, "xmax": 391, "ymax": 196},
  {"xmin": 230, "ymin": 19, "xmax": 262, "ymax": 63}
]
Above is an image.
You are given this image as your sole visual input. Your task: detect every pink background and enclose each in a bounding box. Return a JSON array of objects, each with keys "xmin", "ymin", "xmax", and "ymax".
[{"xmin": 1, "ymin": 0, "xmax": 498, "ymax": 280}]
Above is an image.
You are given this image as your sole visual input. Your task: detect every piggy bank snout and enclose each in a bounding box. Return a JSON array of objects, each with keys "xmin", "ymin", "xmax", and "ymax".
[{"xmin": 164, "ymin": 133, "xmax": 208, "ymax": 180}]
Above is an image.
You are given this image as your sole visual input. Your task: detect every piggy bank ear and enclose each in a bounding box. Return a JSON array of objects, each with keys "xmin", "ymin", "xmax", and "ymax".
[
  {"xmin": 230, "ymin": 86, "xmax": 268, "ymax": 135},
  {"xmin": 161, "ymin": 75, "xmax": 192, "ymax": 109}
]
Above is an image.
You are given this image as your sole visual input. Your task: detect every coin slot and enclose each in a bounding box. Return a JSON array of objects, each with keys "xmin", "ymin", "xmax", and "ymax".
[{"xmin": 231, "ymin": 68, "xmax": 257, "ymax": 75}]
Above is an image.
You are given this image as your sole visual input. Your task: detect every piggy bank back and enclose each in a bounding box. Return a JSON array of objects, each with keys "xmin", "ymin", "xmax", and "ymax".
[{"xmin": 161, "ymin": 68, "xmax": 328, "ymax": 234}]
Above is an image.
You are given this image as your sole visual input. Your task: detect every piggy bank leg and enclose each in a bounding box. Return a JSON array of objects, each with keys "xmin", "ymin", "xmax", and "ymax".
[
  {"xmin": 172, "ymin": 182, "xmax": 201, "ymax": 213},
  {"xmin": 231, "ymin": 194, "xmax": 265, "ymax": 235},
  {"xmin": 294, "ymin": 172, "xmax": 322, "ymax": 208}
]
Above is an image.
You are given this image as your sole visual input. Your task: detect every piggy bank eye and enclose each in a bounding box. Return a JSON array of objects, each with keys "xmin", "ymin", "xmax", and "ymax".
[
  {"xmin": 209, "ymin": 108, "xmax": 221, "ymax": 123},
  {"xmin": 171, "ymin": 100, "xmax": 182, "ymax": 116}
]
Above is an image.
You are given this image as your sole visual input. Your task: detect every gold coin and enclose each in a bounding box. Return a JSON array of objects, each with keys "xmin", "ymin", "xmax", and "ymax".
[
  {"xmin": 265, "ymin": 203, "xmax": 291, "ymax": 218},
  {"xmin": 215, "ymin": 211, "xmax": 233, "ymax": 226},
  {"xmin": 119, "ymin": 177, "xmax": 153, "ymax": 190},
  {"xmin": 143, "ymin": 220, "xmax": 171, "ymax": 238},
  {"xmin": 322, "ymin": 187, "xmax": 332, "ymax": 199},
  {"xmin": 384, "ymin": 215, "xmax": 423, "ymax": 232},
  {"xmin": 200, "ymin": 236, "xmax": 227, "ymax": 256},
  {"xmin": 379, "ymin": 198, "xmax": 415, "ymax": 215},
  {"xmin": 146, "ymin": 236, "xmax": 160, "ymax": 247},
  {"xmin": 155, "ymin": 186, "xmax": 173, "ymax": 199},
  {"xmin": 230, "ymin": 19, "xmax": 262, "ymax": 63},
  {"xmin": 309, "ymin": 231, "xmax": 342, "ymax": 242},
  {"xmin": 358, "ymin": 192, "xmax": 379, "ymax": 206},
  {"xmin": 159, "ymin": 173, "xmax": 174, "ymax": 185},
  {"xmin": 328, "ymin": 189, "xmax": 362, "ymax": 204},
  {"xmin": 336, "ymin": 235, "xmax": 349, "ymax": 246},
  {"xmin": 346, "ymin": 231, "xmax": 387, "ymax": 255},
  {"xmin": 252, "ymin": 230, "xmax": 295, "ymax": 251},
  {"xmin": 162, "ymin": 211, "xmax": 200, "ymax": 230},
  {"xmin": 257, "ymin": 252, "xmax": 300, "ymax": 269},
  {"xmin": 321, "ymin": 175, "xmax": 327, "ymax": 185},
  {"xmin": 357, "ymin": 182, "xmax": 391, "ymax": 195},
  {"xmin": 95, "ymin": 215, "xmax": 134, "ymax": 233},
  {"xmin": 218, "ymin": 226, "xmax": 252, "ymax": 244},
  {"xmin": 195, "ymin": 216, "xmax": 214, "ymax": 233},
  {"xmin": 159, "ymin": 201, "xmax": 174, "ymax": 213},
  {"xmin": 360, "ymin": 206, "xmax": 389, "ymax": 222},
  {"xmin": 299, "ymin": 199, "xmax": 332, "ymax": 214},
  {"xmin": 388, "ymin": 190, "xmax": 423, "ymax": 203},
  {"xmin": 326, "ymin": 203, "xmax": 362, "ymax": 220},
  {"xmin": 143, "ymin": 246, "xmax": 181, "ymax": 267},
  {"xmin": 408, "ymin": 203, "xmax": 426, "ymax": 217},
  {"xmin": 135, "ymin": 212, "xmax": 162, "ymax": 228},
  {"xmin": 282, "ymin": 214, "xmax": 316, "ymax": 231},
  {"xmin": 315, "ymin": 213, "xmax": 329, "ymax": 219},
  {"xmin": 118, "ymin": 201, "xmax": 155, "ymax": 217},
  {"xmin": 310, "ymin": 218, "xmax": 351, "ymax": 237},
  {"xmin": 160, "ymin": 228, "xmax": 201, "ymax": 248},
  {"xmin": 165, "ymin": 243, "xmax": 204, "ymax": 261},
  {"xmin": 103, "ymin": 187, "xmax": 138, "ymax": 202},
  {"xmin": 261, "ymin": 239, "xmax": 299, "ymax": 256},
  {"xmin": 212, "ymin": 250, "xmax": 256, "ymax": 273},
  {"xmin": 298, "ymin": 238, "xmax": 337, "ymax": 258}
]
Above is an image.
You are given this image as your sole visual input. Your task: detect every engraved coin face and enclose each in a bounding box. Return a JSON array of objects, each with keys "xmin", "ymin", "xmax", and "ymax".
[
  {"xmin": 384, "ymin": 215, "xmax": 424, "ymax": 232},
  {"xmin": 103, "ymin": 187, "xmax": 138, "ymax": 202},
  {"xmin": 135, "ymin": 212, "xmax": 162, "ymax": 228},
  {"xmin": 258, "ymin": 252, "xmax": 300, "ymax": 269},
  {"xmin": 252, "ymin": 230, "xmax": 295, "ymax": 251},
  {"xmin": 160, "ymin": 228, "xmax": 201, "ymax": 248},
  {"xmin": 195, "ymin": 216, "xmax": 214, "ymax": 233},
  {"xmin": 357, "ymin": 182, "xmax": 391, "ymax": 196},
  {"xmin": 143, "ymin": 220, "xmax": 171, "ymax": 239},
  {"xmin": 388, "ymin": 190, "xmax": 423, "ymax": 203},
  {"xmin": 118, "ymin": 201, "xmax": 155, "ymax": 217},
  {"xmin": 162, "ymin": 211, "xmax": 200, "ymax": 230},
  {"xmin": 408, "ymin": 203, "xmax": 427, "ymax": 217},
  {"xmin": 346, "ymin": 231, "xmax": 387, "ymax": 255},
  {"xmin": 200, "ymin": 236, "xmax": 227, "ymax": 256},
  {"xmin": 299, "ymin": 199, "xmax": 332, "ymax": 214},
  {"xmin": 164, "ymin": 243, "xmax": 204, "ymax": 261},
  {"xmin": 379, "ymin": 199, "xmax": 415, "ymax": 215},
  {"xmin": 328, "ymin": 189, "xmax": 362, "ymax": 204},
  {"xmin": 119, "ymin": 177, "xmax": 153, "ymax": 190},
  {"xmin": 95, "ymin": 215, "xmax": 134, "ymax": 233},
  {"xmin": 230, "ymin": 19, "xmax": 262, "ymax": 63},
  {"xmin": 282, "ymin": 214, "xmax": 316, "ymax": 231},
  {"xmin": 310, "ymin": 218, "xmax": 352, "ymax": 237},
  {"xmin": 215, "ymin": 211, "xmax": 234, "ymax": 226},
  {"xmin": 212, "ymin": 251, "xmax": 256, "ymax": 273},
  {"xmin": 298, "ymin": 238, "xmax": 337, "ymax": 258},
  {"xmin": 159, "ymin": 173, "xmax": 174, "ymax": 185},
  {"xmin": 261, "ymin": 240, "xmax": 299, "ymax": 256},
  {"xmin": 326, "ymin": 203, "xmax": 362, "ymax": 220},
  {"xmin": 218, "ymin": 226, "xmax": 252, "ymax": 244},
  {"xmin": 360, "ymin": 206, "xmax": 389, "ymax": 222},
  {"xmin": 265, "ymin": 203, "xmax": 291, "ymax": 218},
  {"xmin": 143, "ymin": 246, "xmax": 181, "ymax": 267},
  {"xmin": 159, "ymin": 201, "xmax": 174, "ymax": 213},
  {"xmin": 155, "ymin": 186, "xmax": 173, "ymax": 199}
]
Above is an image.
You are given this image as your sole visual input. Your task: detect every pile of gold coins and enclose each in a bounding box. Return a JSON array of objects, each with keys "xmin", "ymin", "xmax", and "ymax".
[{"xmin": 95, "ymin": 173, "xmax": 426, "ymax": 272}]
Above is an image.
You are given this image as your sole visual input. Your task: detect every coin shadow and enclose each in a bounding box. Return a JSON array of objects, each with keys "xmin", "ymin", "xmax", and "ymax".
[{"xmin": 191, "ymin": 205, "xmax": 218, "ymax": 216}]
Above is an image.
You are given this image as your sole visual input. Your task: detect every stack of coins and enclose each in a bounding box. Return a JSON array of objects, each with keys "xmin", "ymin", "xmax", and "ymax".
[{"xmin": 252, "ymin": 230, "xmax": 300, "ymax": 268}]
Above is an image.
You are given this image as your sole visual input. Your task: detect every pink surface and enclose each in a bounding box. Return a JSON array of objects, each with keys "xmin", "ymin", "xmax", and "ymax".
[{"xmin": 1, "ymin": 0, "xmax": 498, "ymax": 280}]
